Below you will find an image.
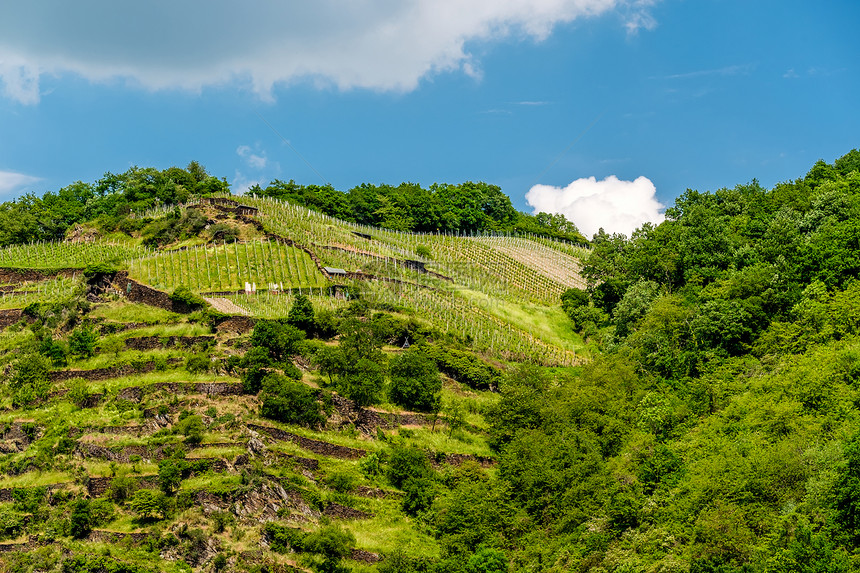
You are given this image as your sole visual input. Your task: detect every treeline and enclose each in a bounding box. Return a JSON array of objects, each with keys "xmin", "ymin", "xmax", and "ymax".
[
  {"xmin": 0, "ymin": 162, "xmax": 229, "ymax": 247},
  {"xmin": 447, "ymin": 149, "xmax": 860, "ymax": 571},
  {"xmin": 251, "ymin": 179, "xmax": 587, "ymax": 243}
]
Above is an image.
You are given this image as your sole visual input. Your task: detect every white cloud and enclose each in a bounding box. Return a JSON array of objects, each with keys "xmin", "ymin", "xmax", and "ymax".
[
  {"xmin": 0, "ymin": 1, "xmax": 657, "ymax": 104},
  {"xmin": 237, "ymin": 145, "xmax": 267, "ymax": 170},
  {"xmin": 231, "ymin": 171, "xmax": 265, "ymax": 196},
  {"xmin": 0, "ymin": 170, "xmax": 41, "ymax": 199},
  {"xmin": 526, "ymin": 175, "xmax": 664, "ymax": 238}
]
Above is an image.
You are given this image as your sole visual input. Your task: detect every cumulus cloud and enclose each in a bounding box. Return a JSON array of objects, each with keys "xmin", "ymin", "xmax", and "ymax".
[
  {"xmin": 526, "ymin": 175, "xmax": 664, "ymax": 238},
  {"xmin": 0, "ymin": 0, "xmax": 657, "ymax": 104},
  {"xmin": 0, "ymin": 170, "xmax": 41, "ymax": 199}
]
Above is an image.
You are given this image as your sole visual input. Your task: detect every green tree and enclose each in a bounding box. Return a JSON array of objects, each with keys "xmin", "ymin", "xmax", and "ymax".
[
  {"xmin": 69, "ymin": 500, "xmax": 92, "ymax": 538},
  {"xmin": 158, "ymin": 458, "xmax": 185, "ymax": 495},
  {"xmin": 287, "ymin": 294, "xmax": 316, "ymax": 335},
  {"xmin": 260, "ymin": 374, "xmax": 326, "ymax": 428},
  {"xmin": 388, "ymin": 347, "xmax": 442, "ymax": 412},
  {"xmin": 69, "ymin": 323, "xmax": 100, "ymax": 359},
  {"xmin": 250, "ymin": 319, "xmax": 306, "ymax": 363},
  {"xmin": 388, "ymin": 446, "xmax": 433, "ymax": 489},
  {"xmin": 128, "ymin": 489, "xmax": 167, "ymax": 520},
  {"xmin": 9, "ymin": 352, "xmax": 52, "ymax": 407}
]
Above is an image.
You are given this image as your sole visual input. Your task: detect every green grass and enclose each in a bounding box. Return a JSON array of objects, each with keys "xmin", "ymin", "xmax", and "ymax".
[
  {"xmin": 458, "ymin": 289, "xmax": 587, "ymax": 354},
  {"xmin": 68, "ymin": 348, "xmax": 186, "ymax": 371},
  {"xmin": 347, "ymin": 498, "xmax": 441, "ymax": 558},
  {"xmin": 0, "ymin": 471, "xmax": 72, "ymax": 489},
  {"xmin": 84, "ymin": 461, "xmax": 159, "ymax": 477},
  {"xmin": 89, "ymin": 301, "xmax": 184, "ymax": 325},
  {"xmin": 186, "ymin": 446, "xmax": 244, "ymax": 460}
]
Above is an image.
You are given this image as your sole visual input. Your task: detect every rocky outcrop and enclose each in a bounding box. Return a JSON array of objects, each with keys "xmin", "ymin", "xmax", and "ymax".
[{"xmin": 0, "ymin": 309, "xmax": 24, "ymax": 329}]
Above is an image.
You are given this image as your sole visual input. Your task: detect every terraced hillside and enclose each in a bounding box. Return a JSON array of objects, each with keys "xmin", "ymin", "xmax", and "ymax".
[{"xmin": 0, "ymin": 195, "xmax": 587, "ymax": 572}]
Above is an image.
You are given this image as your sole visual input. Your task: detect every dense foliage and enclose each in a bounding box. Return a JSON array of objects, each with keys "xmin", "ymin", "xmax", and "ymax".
[
  {"xmin": 0, "ymin": 162, "xmax": 229, "ymax": 246},
  {"xmin": 253, "ymin": 179, "xmax": 587, "ymax": 242}
]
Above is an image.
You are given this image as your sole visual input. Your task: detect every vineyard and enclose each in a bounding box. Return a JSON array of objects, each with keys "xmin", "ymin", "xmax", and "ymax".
[
  {"xmin": 238, "ymin": 195, "xmax": 589, "ymax": 305},
  {"xmin": 0, "ymin": 240, "xmax": 146, "ymax": 269},
  {"xmin": 0, "ymin": 194, "xmax": 589, "ymax": 366},
  {"xmin": 0, "ymin": 277, "xmax": 81, "ymax": 309},
  {"xmin": 127, "ymin": 239, "xmax": 327, "ymax": 292}
]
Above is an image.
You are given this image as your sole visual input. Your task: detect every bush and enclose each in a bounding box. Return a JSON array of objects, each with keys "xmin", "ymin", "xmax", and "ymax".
[
  {"xmin": 424, "ymin": 345, "xmax": 502, "ymax": 391},
  {"xmin": 402, "ymin": 477, "xmax": 436, "ymax": 516},
  {"xmin": 304, "ymin": 523, "xmax": 355, "ymax": 561},
  {"xmin": 260, "ymin": 374, "xmax": 326, "ymax": 428},
  {"xmin": 240, "ymin": 346, "xmax": 273, "ymax": 394},
  {"xmin": 69, "ymin": 323, "xmax": 99, "ymax": 359},
  {"xmin": 10, "ymin": 352, "xmax": 52, "ymax": 408},
  {"xmin": 185, "ymin": 353, "xmax": 211, "ymax": 374},
  {"xmin": 250, "ymin": 320, "xmax": 306, "ymax": 362},
  {"xmin": 83, "ymin": 262, "xmax": 119, "ymax": 279},
  {"xmin": 387, "ymin": 446, "xmax": 433, "ymax": 489},
  {"xmin": 169, "ymin": 286, "xmax": 206, "ymax": 310},
  {"xmin": 264, "ymin": 522, "xmax": 306, "ymax": 553},
  {"xmin": 158, "ymin": 458, "xmax": 186, "ymax": 494}
]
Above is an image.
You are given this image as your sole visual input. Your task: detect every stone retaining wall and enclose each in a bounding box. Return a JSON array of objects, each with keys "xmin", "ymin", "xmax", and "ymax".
[
  {"xmin": 49, "ymin": 358, "xmax": 182, "ymax": 382},
  {"xmin": 112, "ymin": 271, "xmax": 196, "ymax": 314},
  {"xmin": 247, "ymin": 424, "xmax": 367, "ymax": 460},
  {"xmin": 214, "ymin": 315, "xmax": 256, "ymax": 333},
  {"xmin": 117, "ymin": 382, "xmax": 244, "ymax": 403},
  {"xmin": 0, "ymin": 267, "xmax": 79, "ymax": 284},
  {"xmin": 123, "ymin": 335, "xmax": 215, "ymax": 351}
]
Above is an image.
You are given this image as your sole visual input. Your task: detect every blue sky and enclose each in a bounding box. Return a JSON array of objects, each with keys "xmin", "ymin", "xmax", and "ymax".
[{"xmin": 1, "ymin": 0, "xmax": 857, "ymax": 237}]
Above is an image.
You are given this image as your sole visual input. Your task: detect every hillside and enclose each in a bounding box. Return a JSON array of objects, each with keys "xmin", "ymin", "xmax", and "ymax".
[
  {"xmin": 4, "ymin": 150, "xmax": 860, "ymax": 573},
  {"xmin": 0, "ymin": 186, "xmax": 588, "ymax": 573}
]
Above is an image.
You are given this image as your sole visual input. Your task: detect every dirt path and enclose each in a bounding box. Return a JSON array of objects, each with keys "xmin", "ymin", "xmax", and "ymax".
[{"xmin": 204, "ymin": 297, "xmax": 249, "ymax": 315}]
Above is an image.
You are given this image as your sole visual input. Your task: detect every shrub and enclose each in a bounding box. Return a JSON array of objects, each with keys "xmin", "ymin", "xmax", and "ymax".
[
  {"xmin": 260, "ymin": 374, "xmax": 326, "ymax": 428},
  {"xmin": 424, "ymin": 345, "xmax": 502, "ymax": 391},
  {"xmin": 185, "ymin": 353, "xmax": 211, "ymax": 374},
  {"xmin": 387, "ymin": 446, "xmax": 433, "ymax": 489},
  {"xmin": 264, "ymin": 522, "xmax": 306, "ymax": 553},
  {"xmin": 83, "ymin": 262, "xmax": 119, "ymax": 279},
  {"xmin": 69, "ymin": 323, "xmax": 99, "ymax": 359},
  {"xmin": 170, "ymin": 286, "xmax": 206, "ymax": 310},
  {"xmin": 304, "ymin": 523, "xmax": 355, "ymax": 561},
  {"xmin": 401, "ymin": 477, "xmax": 436, "ymax": 516},
  {"xmin": 158, "ymin": 459, "xmax": 186, "ymax": 494},
  {"xmin": 250, "ymin": 320, "xmax": 306, "ymax": 362},
  {"xmin": 10, "ymin": 353, "xmax": 52, "ymax": 408}
]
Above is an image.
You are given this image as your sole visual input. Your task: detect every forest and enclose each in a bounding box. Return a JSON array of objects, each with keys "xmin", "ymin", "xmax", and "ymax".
[{"xmin": 0, "ymin": 150, "xmax": 858, "ymax": 573}]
